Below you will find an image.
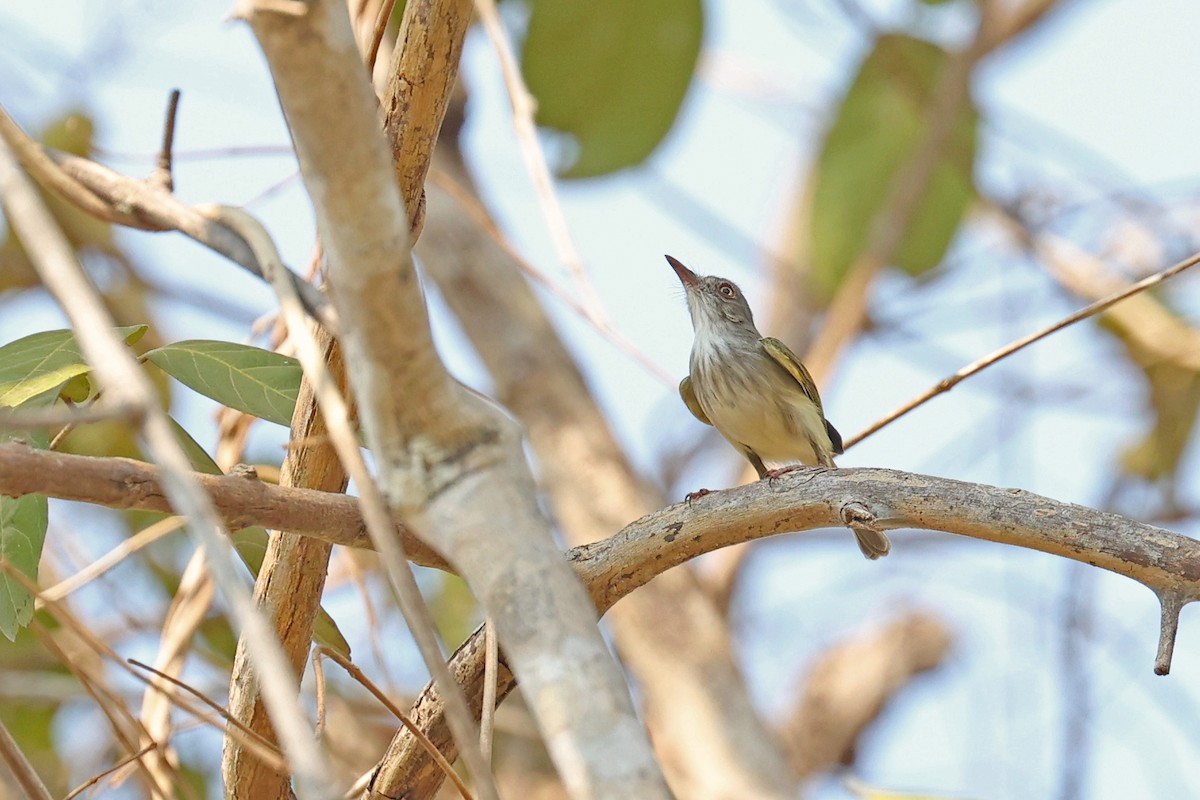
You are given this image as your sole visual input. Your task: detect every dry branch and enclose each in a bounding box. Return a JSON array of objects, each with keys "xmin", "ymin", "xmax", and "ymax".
[
  {"xmin": 241, "ymin": 0, "xmax": 671, "ymax": 796},
  {"xmin": 416, "ymin": 152, "xmax": 795, "ymax": 799},
  {"xmin": 375, "ymin": 466, "xmax": 1200, "ymax": 792},
  {"xmin": 0, "ymin": 132, "xmax": 336, "ymax": 799}
]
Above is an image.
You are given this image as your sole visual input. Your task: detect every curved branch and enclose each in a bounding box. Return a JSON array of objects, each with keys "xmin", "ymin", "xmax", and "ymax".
[
  {"xmin": 5, "ymin": 443, "xmax": 1195, "ymax": 665},
  {"xmin": 0, "ymin": 442, "xmax": 448, "ymax": 570},
  {"xmin": 373, "ymin": 466, "xmax": 1200, "ymax": 796}
]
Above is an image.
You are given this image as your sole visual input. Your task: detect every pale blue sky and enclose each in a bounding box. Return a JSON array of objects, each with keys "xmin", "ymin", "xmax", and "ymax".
[{"xmin": 3, "ymin": 0, "xmax": 1200, "ymax": 797}]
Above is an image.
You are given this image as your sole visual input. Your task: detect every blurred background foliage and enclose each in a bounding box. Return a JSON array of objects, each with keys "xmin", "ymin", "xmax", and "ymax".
[{"xmin": 2, "ymin": 0, "xmax": 1200, "ymax": 797}]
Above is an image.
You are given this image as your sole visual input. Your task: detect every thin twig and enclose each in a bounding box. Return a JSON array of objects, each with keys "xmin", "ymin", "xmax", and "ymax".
[
  {"xmin": 127, "ymin": 660, "xmax": 285, "ymax": 759},
  {"xmin": 472, "ymin": 0, "xmax": 611, "ymax": 325},
  {"xmin": 480, "ymin": 618, "xmax": 498, "ymax": 764},
  {"xmin": 62, "ymin": 742, "xmax": 160, "ymax": 800},
  {"xmin": 199, "ymin": 204, "xmax": 498, "ymax": 799},
  {"xmin": 0, "ymin": 137, "xmax": 335, "ymax": 797},
  {"xmin": 845, "ymin": 248, "xmax": 1200, "ymax": 448},
  {"xmin": 316, "ymin": 647, "xmax": 475, "ymax": 800},
  {"xmin": 149, "ymin": 89, "xmax": 181, "ymax": 192},
  {"xmin": 0, "ymin": 401, "xmax": 139, "ymax": 430},
  {"xmin": 428, "ymin": 168, "xmax": 674, "ymax": 385},
  {"xmin": 0, "ymin": 716, "xmax": 54, "ymax": 800},
  {"xmin": 40, "ymin": 516, "xmax": 186, "ymax": 603},
  {"xmin": 366, "ymin": 0, "xmax": 398, "ymax": 73}
]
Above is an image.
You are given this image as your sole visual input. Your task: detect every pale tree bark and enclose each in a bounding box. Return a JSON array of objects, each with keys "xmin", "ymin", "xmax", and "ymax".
[
  {"xmin": 412, "ymin": 148, "xmax": 796, "ymax": 799},
  {"xmin": 364, "ymin": 465, "xmax": 1200, "ymax": 793},
  {"xmin": 222, "ymin": 334, "xmax": 348, "ymax": 800},
  {"xmin": 240, "ymin": 1, "xmax": 672, "ymax": 797}
]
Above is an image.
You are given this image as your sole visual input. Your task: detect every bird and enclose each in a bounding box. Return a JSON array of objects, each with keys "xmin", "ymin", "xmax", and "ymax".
[{"xmin": 667, "ymin": 254, "xmax": 890, "ymax": 559}]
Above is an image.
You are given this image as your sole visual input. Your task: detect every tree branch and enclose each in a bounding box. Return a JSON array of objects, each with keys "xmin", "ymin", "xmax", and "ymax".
[
  {"xmin": 415, "ymin": 152, "xmax": 795, "ymax": 800},
  {"xmin": 0, "ymin": 441, "xmax": 447, "ymax": 569},
  {"xmin": 241, "ymin": 0, "xmax": 671, "ymax": 796}
]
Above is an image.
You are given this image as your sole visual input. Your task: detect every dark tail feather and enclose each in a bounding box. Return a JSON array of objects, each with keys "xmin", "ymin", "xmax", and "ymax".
[{"xmin": 854, "ymin": 528, "xmax": 891, "ymax": 560}]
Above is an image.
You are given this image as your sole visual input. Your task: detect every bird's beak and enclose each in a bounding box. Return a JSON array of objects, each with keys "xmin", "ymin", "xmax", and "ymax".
[{"xmin": 665, "ymin": 255, "xmax": 700, "ymax": 288}]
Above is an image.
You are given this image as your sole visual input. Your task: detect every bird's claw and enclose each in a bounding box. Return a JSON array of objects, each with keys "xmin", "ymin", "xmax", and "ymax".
[{"xmin": 685, "ymin": 488, "xmax": 712, "ymax": 502}]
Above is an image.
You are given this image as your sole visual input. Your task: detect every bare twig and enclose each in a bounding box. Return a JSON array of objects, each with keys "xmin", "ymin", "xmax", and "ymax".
[
  {"xmin": 41, "ymin": 516, "xmax": 186, "ymax": 603},
  {"xmin": 472, "ymin": 0, "xmax": 611, "ymax": 324},
  {"xmin": 0, "ymin": 104, "xmax": 333, "ymax": 323},
  {"xmin": 0, "ymin": 136, "xmax": 336, "ymax": 798},
  {"xmin": 246, "ymin": 0, "xmax": 672, "ymax": 796},
  {"xmin": 149, "ymin": 89, "xmax": 181, "ymax": 191},
  {"xmin": 0, "ymin": 716, "xmax": 53, "ymax": 800},
  {"xmin": 365, "ymin": 0, "xmax": 397, "ymax": 73},
  {"xmin": 845, "ymin": 248, "xmax": 1200, "ymax": 448},
  {"xmin": 0, "ymin": 401, "xmax": 139, "ymax": 430},
  {"xmin": 480, "ymin": 618, "xmax": 498, "ymax": 764},
  {"xmin": 0, "ymin": 441, "xmax": 450, "ymax": 565},
  {"xmin": 63, "ymin": 741, "xmax": 160, "ymax": 800},
  {"xmin": 202, "ymin": 203, "xmax": 499, "ymax": 800},
  {"xmin": 127, "ymin": 660, "xmax": 286, "ymax": 762},
  {"xmin": 315, "ymin": 647, "xmax": 475, "ymax": 800}
]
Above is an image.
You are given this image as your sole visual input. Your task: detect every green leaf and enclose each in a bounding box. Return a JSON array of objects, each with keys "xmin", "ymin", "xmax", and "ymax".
[
  {"xmin": 144, "ymin": 341, "xmax": 301, "ymax": 426},
  {"xmin": 168, "ymin": 417, "xmax": 222, "ymax": 476},
  {"xmin": 521, "ymin": 0, "xmax": 703, "ymax": 177},
  {"xmin": 0, "ymin": 326, "xmax": 148, "ymax": 408},
  {"xmin": 0, "ymin": 429, "xmax": 49, "ymax": 641},
  {"xmin": 809, "ymin": 34, "xmax": 978, "ymax": 298}
]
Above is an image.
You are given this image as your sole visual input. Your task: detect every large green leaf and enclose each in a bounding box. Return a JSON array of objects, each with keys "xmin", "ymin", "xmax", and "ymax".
[
  {"xmin": 0, "ymin": 326, "xmax": 148, "ymax": 408},
  {"xmin": 521, "ymin": 0, "xmax": 703, "ymax": 178},
  {"xmin": 809, "ymin": 34, "xmax": 979, "ymax": 298},
  {"xmin": 144, "ymin": 341, "xmax": 301, "ymax": 427},
  {"xmin": 0, "ymin": 429, "xmax": 49, "ymax": 641}
]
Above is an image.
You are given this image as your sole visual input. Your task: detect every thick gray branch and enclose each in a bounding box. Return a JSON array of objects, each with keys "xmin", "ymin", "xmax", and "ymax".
[{"xmin": 240, "ymin": 1, "xmax": 671, "ymax": 796}]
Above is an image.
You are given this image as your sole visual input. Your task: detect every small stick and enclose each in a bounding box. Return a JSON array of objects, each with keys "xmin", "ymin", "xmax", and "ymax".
[
  {"xmin": 150, "ymin": 89, "xmax": 181, "ymax": 192},
  {"xmin": 847, "ymin": 248, "xmax": 1200, "ymax": 449}
]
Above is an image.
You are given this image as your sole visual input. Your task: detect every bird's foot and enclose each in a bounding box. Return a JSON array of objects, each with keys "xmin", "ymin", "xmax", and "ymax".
[
  {"xmin": 684, "ymin": 488, "xmax": 712, "ymax": 502},
  {"xmin": 764, "ymin": 465, "xmax": 801, "ymax": 480}
]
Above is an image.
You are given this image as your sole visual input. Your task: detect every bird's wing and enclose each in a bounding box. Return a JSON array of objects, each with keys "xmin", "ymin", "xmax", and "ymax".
[
  {"xmin": 679, "ymin": 376, "xmax": 712, "ymax": 426},
  {"xmin": 761, "ymin": 337, "xmax": 844, "ymax": 454},
  {"xmin": 760, "ymin": 337, "xmax": 823, "ymax": 412}
]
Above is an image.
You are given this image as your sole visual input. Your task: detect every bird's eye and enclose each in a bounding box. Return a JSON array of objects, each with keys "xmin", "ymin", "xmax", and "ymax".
[{"xmin": 718, "ymin": 283, "xmax": 736, "ymax": 298}]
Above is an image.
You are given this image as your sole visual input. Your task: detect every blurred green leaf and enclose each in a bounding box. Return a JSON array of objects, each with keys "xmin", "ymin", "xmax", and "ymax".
[
  {"xmin": 0, "ymin": 429, "xmax": 49, "ymax": 641},
  {"xmin": 168, "ymin": 416, "xmax": 223, "ymax": 475},
  {"xmin": 1097, "ymin": 297, "xmax": 1200, "ymax": 483},
  {"xmin": 809, "ymin": 34, "xmax": 978, "ymax": 298},
  {"xmin": 0, "ymin": 325, "xmax": 148, "ymax": 408},
  {"xmin": 1, "ymin": 111, "xmax": 114, "ymax": 295},
  {"xmin": 521, "ymin": 0, "xmax": 703, "ymax": 177},
  {"xmin": 144, "ymin": 340, "xmax": 301, "ymax": 426},
  {"xmin": 428, "ymin": 573, "xmax": 479, "ymax": 648}
]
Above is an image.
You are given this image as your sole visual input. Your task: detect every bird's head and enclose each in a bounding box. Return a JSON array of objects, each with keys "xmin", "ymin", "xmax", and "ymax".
[{"xmin": 665, "ymin": 255, "xmax": 758, "ymax": 335}]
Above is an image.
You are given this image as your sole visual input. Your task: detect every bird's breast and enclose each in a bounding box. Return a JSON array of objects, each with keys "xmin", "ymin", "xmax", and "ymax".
[{"xmin": 690, "ymin": 344, "xmax": 830, "ymax": 465}]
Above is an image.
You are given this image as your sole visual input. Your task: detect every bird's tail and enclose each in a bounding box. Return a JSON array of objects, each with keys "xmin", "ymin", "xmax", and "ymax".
[{"xmin": 854, "ymin": 528, "xmax": 891, "ymax": 560}]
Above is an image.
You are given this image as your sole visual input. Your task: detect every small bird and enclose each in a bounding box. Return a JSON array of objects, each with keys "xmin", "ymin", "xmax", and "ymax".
[{"xmin": 667, "ymin": 254, "xmax": 889, "ymax": 560}]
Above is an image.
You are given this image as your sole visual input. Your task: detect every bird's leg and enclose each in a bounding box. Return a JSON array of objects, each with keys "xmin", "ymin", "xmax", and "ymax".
[{"xmin": 743, "ymin": 448, "xmax": 769, "ymax": 480}]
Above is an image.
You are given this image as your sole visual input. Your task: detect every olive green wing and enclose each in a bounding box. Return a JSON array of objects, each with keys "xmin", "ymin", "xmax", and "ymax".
[
  {"xmin": 760, "ymin": 337, "xmax": 845, "ymax": 454},
  {"xmin": 679, "ymin": 376, "xmax": 712, "ymax": 426},
  {"xmin": 760, "ymin": 337, "xmax": 823, "ymax": 413}
]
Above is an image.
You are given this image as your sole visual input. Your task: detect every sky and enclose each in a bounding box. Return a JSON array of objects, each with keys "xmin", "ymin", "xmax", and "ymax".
[{"xmin": 3, "ymin": 0, "xmax": 1200, "ymax": 797}]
